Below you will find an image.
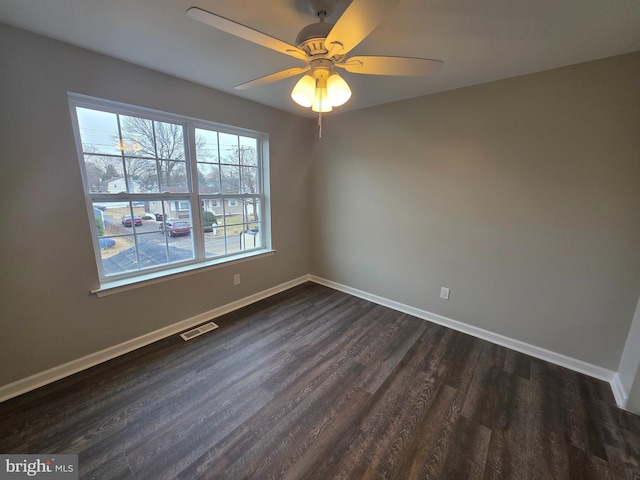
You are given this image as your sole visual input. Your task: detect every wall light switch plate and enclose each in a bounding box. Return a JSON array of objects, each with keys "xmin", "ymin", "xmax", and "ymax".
[
  {"xmin": 440, "ymin": 287, "xmax": 450, "ymax": 300},
  {"xmin": 233, "ymin": 274, "xmax": 240, "ymax": 285}
]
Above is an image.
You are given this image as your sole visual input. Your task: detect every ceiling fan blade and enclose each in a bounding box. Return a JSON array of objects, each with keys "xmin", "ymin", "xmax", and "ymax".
[
  {"xmin": 234, "ymin": 66, "xmax": 310, "ymax": 90},
  {"xmin": 325, "ymin": 0, "xmax": 402, "ymax": 56},
  {"xmin": 186, "ymin": 7, "xmax": 307, "ymax": 62},
  {"xmin": 336, "ymin": 56, "xmax": 444, "ymax": 76}
]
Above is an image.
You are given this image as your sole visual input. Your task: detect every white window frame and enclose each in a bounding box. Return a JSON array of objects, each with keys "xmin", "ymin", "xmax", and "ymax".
[{"xmin": 69, "ymin": 94, "xmax": 272, "ymax": 294}]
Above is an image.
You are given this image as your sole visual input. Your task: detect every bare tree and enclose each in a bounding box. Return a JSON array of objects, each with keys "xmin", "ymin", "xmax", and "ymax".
[{"xmin": 117, "ymin": 117, "xmax": 209, "ymax": 190}]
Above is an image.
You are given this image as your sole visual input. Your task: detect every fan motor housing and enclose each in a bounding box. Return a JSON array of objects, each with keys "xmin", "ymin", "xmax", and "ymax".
[{"xmin": 296, "ymin": 22, "xmax": 334, "ymax": 55}]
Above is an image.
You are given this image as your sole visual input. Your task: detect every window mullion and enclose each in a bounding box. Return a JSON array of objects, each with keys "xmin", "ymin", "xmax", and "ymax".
[
  {"xmin": 216, "ymin": 131, "xmax": 223, "ymax": 194},
  {"xmin": 116, "ymin": 115, "xmax": 129, "ymax": 194},
  {"xmin": 186, "ymin": 121, "xmax": 204, "ymax": 260}
]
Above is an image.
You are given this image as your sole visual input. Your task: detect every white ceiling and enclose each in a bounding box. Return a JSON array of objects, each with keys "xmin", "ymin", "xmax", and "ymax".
[{"xmin": 1, "ymin": 0, "xmax": 639, "ymax": 118}]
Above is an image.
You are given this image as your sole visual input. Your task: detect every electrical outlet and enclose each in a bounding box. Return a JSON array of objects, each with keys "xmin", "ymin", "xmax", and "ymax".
[
  {"xmin": 233, "ymin": 274, "xmax": 240, "ymax": 285},
  {"xmin": 440, "ymin": 287, "xmax": 450, "ymax": 300}
]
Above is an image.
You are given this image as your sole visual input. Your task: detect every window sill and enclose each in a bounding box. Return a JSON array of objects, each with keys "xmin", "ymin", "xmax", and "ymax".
[{"xmin": 92, "ymin": 249, "xmax": 276, "ymax": 298}]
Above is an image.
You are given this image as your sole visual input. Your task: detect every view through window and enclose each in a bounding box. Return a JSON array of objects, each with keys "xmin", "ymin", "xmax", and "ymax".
[{"xmin": 69, "ymin": 95, "xmax": 268, "ymax": 283}]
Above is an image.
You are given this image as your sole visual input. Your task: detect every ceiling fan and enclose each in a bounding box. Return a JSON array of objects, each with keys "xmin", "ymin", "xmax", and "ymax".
[{"xmin": 186, "ymin": 0, "xmax": 443, "ymax": 126}]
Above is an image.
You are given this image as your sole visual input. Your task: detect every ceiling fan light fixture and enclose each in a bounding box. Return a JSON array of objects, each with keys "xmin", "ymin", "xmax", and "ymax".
[
  {"xmin": 326, "ymin": 72, "xmax": 351, "ymax": 107},
  {"xmin": 312, "ymin": 80, "xmax": 332, "ymax": 113},
  {"xmin": 187, "ymin": 2, "xmax": 445, "ymax": 129},
  {"xmin": 291, "ymin": 74, "xmax": 316, "ymax": 107}
]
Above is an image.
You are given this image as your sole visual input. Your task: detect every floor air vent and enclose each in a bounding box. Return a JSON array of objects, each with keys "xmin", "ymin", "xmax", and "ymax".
[{"xmin": 180, "ymin": 322, "xmax": 219, "ymax": 341}]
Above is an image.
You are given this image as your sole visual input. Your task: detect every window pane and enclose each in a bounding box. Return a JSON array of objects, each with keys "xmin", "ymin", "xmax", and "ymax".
[
  {"xmin": 204, "ymin": 238, "xmax": 224, "ymax": 257},
  {"xmin": 201, "ymin": 207, "xmax": 219, "ymax": 231},
  {"xmin": 197, "ymin": 163, "xmax": 221, "ymax": 193},
  {"xmin": 118, "ymin": 115, "xmax": 151, "ymax": 158},
  {"xmin": 221, "ymin": 165, "xmax": 240, "ymax": 194},
  {"xmin": 219, "ymin": 133, "xmax": 239, "ymax": 165},
  {"xmin": 102, "ymin": 240, "xmax": 139, "ymax": 276},
  {"xmin": 154, "ymin": 120, "xmax": 185, "ymax": 161},
  {"xmin": 158, "ymin": 203, "xmax": 194, "ymax": 263},
  {"xmin": 84, "ymin": 155, "xmax": 124, "ymax": 193},
  {"xmin": 158, "ymin": 160, "xmax": 187, "ymax": 192},
  {"xmin": 76, "ymin": 108, "xmax": 119, "ymax": 155},
  {"xmin": 224, "ymin": 226, "xmax": 243, "ymax": 255},
  {"xmin": 136, "ymin": 234, "xmax": 169, "ymax": 269},
  {"xmin": 240, "ymin": 166, "xmax": 259, "ymax": 194},
  {"xmin": 203, "ymin": 209, "xmax": 224, "ymax": 257},
  {"xmin": 201, "ymin": 198, "xmax": 221, "ymax": 258},
  {"xmin": 241, "ymin": 223, "xmax": 261, "ymax": 250},
  {"xmin": 237, "ymin": 195, "xmax": 261, "ymax": 253},
  {"xmin": 123, "ymin": 157, "xmax": 157, "ymax": 193},
  {"xmin": 130, "ymin": 158, "xmax": 160, "ymax": 193},
  {"xmin": 243, "ymin": 197, "xmax": 261, "ymax": 223},
  {"xmin": 239, "ymin": 137, "xmax": 258, "ymax": 166},
  {"xmin": 93, "ymin": 200, "xmax": 147, "ymax": 277},
  {"xmin": 93, "ymin": 201, "xmax": 120, "ymax": 244},
  {"xmin": 195, "ymin": 128, "xmax": 219, "ymax": 163},
  {"xmin": 220, "ymin": 199, "xmax": 242, "ymax": 222}
]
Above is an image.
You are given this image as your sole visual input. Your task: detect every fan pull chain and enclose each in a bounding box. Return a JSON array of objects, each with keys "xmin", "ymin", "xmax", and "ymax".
[{"xmin": 318, "ymin": 112, "xmax": 322, "ymax": 138}]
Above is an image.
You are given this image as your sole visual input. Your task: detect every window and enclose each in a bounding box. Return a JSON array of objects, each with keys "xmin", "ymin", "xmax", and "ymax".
[{"xmin": 69, "ymin": 94, "xmax": 269, "ymax": 286}]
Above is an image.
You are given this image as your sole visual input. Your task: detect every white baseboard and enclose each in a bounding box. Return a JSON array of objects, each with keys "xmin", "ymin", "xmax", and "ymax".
[
  {"xmin": 0, "ymin": 273, "xmax": 626, "ymax": 409},
  {"xmin": 0, "ymin": 275, "xmax": 311, "ymax": 403},
  {"xmin": 309, "ymin": 275, "xmax": 619, "ymax": 391},
  {"xmin": 611, "ymin": 374, "xmax": 629, "ymax": 408}
]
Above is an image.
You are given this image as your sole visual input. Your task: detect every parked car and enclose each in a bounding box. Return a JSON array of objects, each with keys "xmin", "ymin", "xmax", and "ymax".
[
  {"xmin": 122, "ymin": 214, "xmax": 142, "ymax": 227},
  {"xmin": 159, "ymin": 220, "xmax": 191, "ymax": 237}
]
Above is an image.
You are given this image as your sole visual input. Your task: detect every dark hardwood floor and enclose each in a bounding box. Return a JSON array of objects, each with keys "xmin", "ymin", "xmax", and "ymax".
[{"xmin": 1, "ymin": 282, "xmax": 639, "ymax": 479}]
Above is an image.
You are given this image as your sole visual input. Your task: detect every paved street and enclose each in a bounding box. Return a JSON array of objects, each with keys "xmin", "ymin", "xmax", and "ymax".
[{"xmin": 100, "ymin": 218, "xmax": 259, "ymax": 275}]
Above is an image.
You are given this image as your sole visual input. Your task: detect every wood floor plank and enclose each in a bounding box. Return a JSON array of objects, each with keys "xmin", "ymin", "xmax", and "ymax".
[
  {"xmin": 561, "ymin": 370, "xmax": 610, "ymax": 461},
  {"xmin": 461, "ymin": 342, "xmax": 515, "ymax": 429},
  {"xmin": 503, "ymin": 349, "xmax": 532, "ymax": 380},
  {"xmin": 531, "ymin": 361, "xmax": 572, "ymax": 479},
  {"xmin": 272, "ymin": 386, "xmax": 371, "ymax": 479},
  {"xmin": 441, "ymin": 330, "xmax": 484, "ymax": 394},
  {"xmin": 400, "ymin": 386, "xmax": 463, "ymax": 480},
  {"xmin": 280, "ymin": 419, "xmax": 365, "ymax": 480},
  {"xmin": 350, "ymin": 330, "xmax": 454, "ymax": 479},
  {"xmin": 607, "ymin": 460, "xmax": 640, "ymax": 480},
  {"xmin": 222, "ymin": 360, "xmax": 369, "ymax": 478},
  {"xmin": 1, "ymin": 282, "xmax": 638, "ymax": 480},
  {"xmin": 567, "ymin": 444, "xmax": 614, "ymax": 480},
  {"xmin": 439, "ymin": 415, "xmax": 492, "ymax": 480}
]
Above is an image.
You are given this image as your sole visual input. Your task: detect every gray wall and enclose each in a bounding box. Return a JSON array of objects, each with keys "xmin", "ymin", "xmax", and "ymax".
[
  {"xmin": 310, "ymin": 52, "xmax": 640, "ymax": 371},
  {"xmin": 0, "ymin": 24, "xmax": 313, "ymax": 386}
]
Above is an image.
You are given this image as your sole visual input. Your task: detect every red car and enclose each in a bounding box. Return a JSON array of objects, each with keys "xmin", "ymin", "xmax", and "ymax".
[
  {"xmin": 122, "ymin": 214, "xmax": 142, "ymax": 227},
  {"xmin": 159, "ymin": 220, "xmax": 191, "ymax": 237}
]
